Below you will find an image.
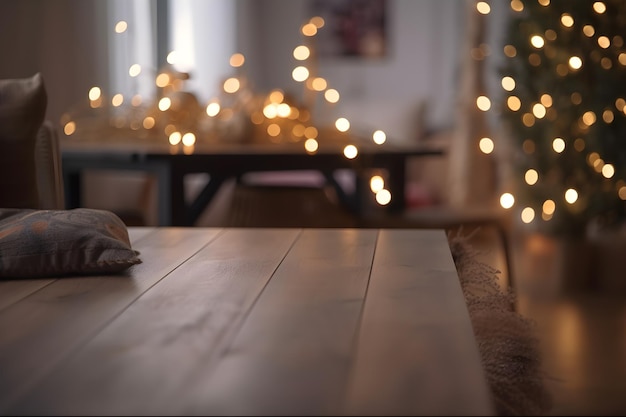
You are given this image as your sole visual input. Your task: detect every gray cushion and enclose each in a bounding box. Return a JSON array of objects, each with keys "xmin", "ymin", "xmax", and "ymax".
[
  {"xmin": 0, "ymin": 73, "xmax": 47, "ymax": 208},
  {"xmin": 0, "ymin": 208, "xmax": 141, "ymax": 278}
]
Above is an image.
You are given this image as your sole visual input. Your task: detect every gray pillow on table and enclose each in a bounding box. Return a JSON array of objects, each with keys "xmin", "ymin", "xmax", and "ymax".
[{"xmin": 0, "ymin": 208, "xmax": 142, "ymax": 278}]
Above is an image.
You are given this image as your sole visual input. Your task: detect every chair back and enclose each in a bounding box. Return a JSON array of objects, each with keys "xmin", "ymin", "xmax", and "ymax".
[{"xmin": 35, "ymin": 120, "xmax": 64, "ymax": 209}]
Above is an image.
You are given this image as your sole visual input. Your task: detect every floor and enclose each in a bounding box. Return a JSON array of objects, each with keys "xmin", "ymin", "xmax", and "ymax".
[
  {"xmin": 191, "ymin": 182, "xmax": 626, "ymax": 416},
  {"xmin": 471, "ymin": 226, "xmax": 626, "ymax": 416}
]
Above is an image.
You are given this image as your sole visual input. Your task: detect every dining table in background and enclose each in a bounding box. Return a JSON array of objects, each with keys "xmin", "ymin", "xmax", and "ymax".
[
  {"xmin": 0, "ymin": 227, "xmax": 493, "ymax": 415},
  {"xmin": 60, "ymin": 136, "xmax": 444, "ymax": 226}
]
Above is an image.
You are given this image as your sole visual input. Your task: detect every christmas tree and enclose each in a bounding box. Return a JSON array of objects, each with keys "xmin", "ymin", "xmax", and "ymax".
[{"xmin": 499, "ymin": 0, "xmax": 626, "ymax": 236}]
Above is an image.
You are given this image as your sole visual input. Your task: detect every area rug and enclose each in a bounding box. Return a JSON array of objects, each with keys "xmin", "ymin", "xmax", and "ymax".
[{"xmin": 448, "ymin": 229, "xmax": 552, "ymax": 416}]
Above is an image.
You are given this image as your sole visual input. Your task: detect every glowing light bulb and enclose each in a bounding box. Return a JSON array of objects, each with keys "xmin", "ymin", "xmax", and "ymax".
[{"xmin": 500, "ymin": 193, "xmax": 515, "ymax": 209}]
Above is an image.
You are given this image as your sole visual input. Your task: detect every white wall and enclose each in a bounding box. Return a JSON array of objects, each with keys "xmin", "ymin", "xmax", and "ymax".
[
  {"xmin": 235, "ymin": 0, "xmax": 466, "ymax": 135},
  {"xmin": 0, "ymin": 0, "xmax": 109, "ymax": 126},
  {"xmin": 0, "ymin": 0, "xmax": 508, "ymax": 135}
]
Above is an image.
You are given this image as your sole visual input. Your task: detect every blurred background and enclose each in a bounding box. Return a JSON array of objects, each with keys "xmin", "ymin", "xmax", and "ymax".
[{"xmin": 1, "ymin": 0, "xmax": 626, "ymax": 414}]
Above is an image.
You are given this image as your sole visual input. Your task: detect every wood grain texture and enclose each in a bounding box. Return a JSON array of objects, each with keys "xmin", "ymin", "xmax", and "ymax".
[
  {"xmin": 0, "ymin": 228, "xmax": 493, "ymax": 416},
  {"xmin": 0, "ymin": 227, "xmax": 219, "ymax": 412},
  {"xmin": 183, "ymin": 228, "xmax": 379, "ymax": 416},
  {"xmin": 344, "ymin": 229, "xmax": 494, "ymax": 416},
  {"xmin": 7, "ymin": 228, "xmax": 301, "ymax": 415}
]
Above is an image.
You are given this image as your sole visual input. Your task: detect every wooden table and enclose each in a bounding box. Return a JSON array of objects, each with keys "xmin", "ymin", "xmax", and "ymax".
[
  {"xmin": 61, "ymin": 139, "xmax": 444, "ymax": 226},
  {"xmin": 0, "ymin": 228, "xmax": 493, "ymax": 415}
]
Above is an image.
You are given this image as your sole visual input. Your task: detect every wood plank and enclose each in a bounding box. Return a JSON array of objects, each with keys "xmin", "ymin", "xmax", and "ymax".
[
  {"xmin": 0, "ymin": 279, "xmax": 55, "ymax": 312},
  {"xmin": 0, "ymin": 227, "xmax": 220, "ymax": 412},
  {"xmin": 6, "ymin": 228, "xmax": 301, "ymax": 416},
  {"xmin": 344, "ymin": 229, "xmax": 494, "ymax": 415},
  {"xmin": 184, "ymin": 228, "xmax": 379, "ymax": 415}
]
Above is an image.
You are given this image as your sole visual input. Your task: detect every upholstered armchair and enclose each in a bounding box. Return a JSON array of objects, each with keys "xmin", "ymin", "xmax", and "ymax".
[{"xmin": 0, "ymin": 73, "xmax": 64, "ymax": 210}]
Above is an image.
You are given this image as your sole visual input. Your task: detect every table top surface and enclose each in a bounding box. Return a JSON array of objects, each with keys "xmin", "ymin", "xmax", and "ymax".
[
  {"xmin": 0, "ymin": 227, "xmax": 493, "ymax": 416},
  {"xmin": 60, "ymin": 135, "xmax": 445, "ymax": 158}
]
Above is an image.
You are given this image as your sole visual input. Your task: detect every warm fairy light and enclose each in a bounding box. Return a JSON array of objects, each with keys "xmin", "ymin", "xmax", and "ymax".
[
  {"xmin": 532, "ymin": 103, "xmax": 547, "ymax": 118},
  {"xmin": 158, "ymin": 97, "xmax": 171, "ymax": 111},
  {"xmin": 324, "ymin": 89, "xmax": 340, "ymax": 103},
  {"xmin": 602, "ymin": 164, "xmax": 615, "ymax": 178},
  {"xmin": 476, "ymin": 96, "xmax": 491, "ymax": 111},
  {"xmin": 375, "ymin": 189, "xmax": 391, "ymax": 205},
  {"xmin": 263, "ymin": 104, "xmax": 278, "ymax": 119},
  {"xmin": 582, "ymin": 111, "xmax": 597, "ymax": 126},
  {"xmin": 479, "ymin": 137, "xmax": 494, "ymax": 154},
  {"xmin": 131, "ymin": 94, "xmax": 142, "ymax": 106},
  {"xmin": 538, "ymin": 0, "xmax": 550, "ymax": 5},
  {"xmin": 511, "ymin": 0, "xmax": 524, "ymax": 12},
  {"xmin": 521, "ymin": 207, "xmax": 535, "ymax": 223},
  {"xmin": 230, "ymin": 53, "xmax": 245, "ymax": 67},
  {"xmin": 583, "ymin": 25, "xmax": 595, "ymax": 37},
  {"xmin": 268, "ymin": 90, "xmax": 284, "ymax": 103},
  {"xmin": 304, "ymin": 138, "xmax": 318, "ymax": 153},
  {"xmin": 304, "ymin": 126, "xmax": 318, "ymax": 139},
  {"xmin": 574, "ymin": 138, "xmax": 585, "ymax": 151},
  {"xmin": 115, "ymin": 20, "xmax": 127, "ymax": 33},
  {"xmin": 522, "ymin": 113, "xmax": 535, "ymax": 127},
  {"xmin": 507, "ymin": 96, "xmax": 521, "ymax": 111},
  {"xmin": 292, "ymin": 66, "xmax": 309, "ymax": 82},
  {"xmin": 143, "ymin": 116, "xmax": 155, "ymax": 129},
  {"xmin": 156, "ymin": 73, "xmax": 170, "ymax": 87},
  {"xmin": 523, "ymin": 139, "xmax": 535, "ymax": 154},
  {"xmin": 597, "ymin": 36, "xmax": 610, "ymax": 49},
  {"xmin": 530, "ymin": 35, "xmax": 545, "ymax": 48},
  {"xmin": 540, "ymin": 94, "xmax": 553, "ymax": 107},
  {"xmin": 335, "ymin": 117, "xmax": 350, "ymax": 132},
  {"xmin": 166, "ymin": 50, "xmax": 179, "ymax": 65},
  {"xmin": 111, "ymin": 93, "xmax": 124, "ymax": 107},
  {"xmin": 565, "ymin": 188, "xmax": 579, "ymax": 204},
  {"xmin": 274, "ymin": 103, "xmax": 289, "ymax": 118},
  {"xmin": 64, "ymin": 121, "xmax": 76, "ymax": 136},
  {"xmin": 543, "ymin": 200, "xmax": 556, "ymax": 215},
  {"xmin": 311, "ymin": 77, "xmax": 327, "ymax": 91},
  {"xmin": 552, "ymin": 137, "xmax": 566, "ymax": 153},
  {"xmin": 206, "ymin": 102, "xmax": 220, "ymax": 117},
  {"xmin": 476, "ymin": 2, "xmax": 490, "ymax": 14},
  {"xmin": 373, "ymin": 130, "xmax": 386, "ymax": 145},
  {"xmin": 593, "ymin": 2, "xmax": 606, "ymax": 13},
  {"xmin": 501, "ymin": 76, "xmax": 515, "ymax": 91},
  {"xmin": 619, "ymin": 53, "xmax": 626, "ymax": 65},
  {"xmin": 267, "ymin": 123, "xmax": 281, "ymax": 137},
  {"xmin": 619, "ymin": 186, "xmax": 626, "ymax": 200},
  {"xmin": 182, "ymin": 132, "xmax": 196, "ymax": 146},
  {"xmin": 525, "ymin": 169, "xmax": 539, "ymax": 185},
  {"xmin": 560, "ymin": 14, "xmax": 574, "ymax": 27},
  {"xmin": 88, "ymin": 87, "xmax": 101, "ymax": 101},
  {"xmin": 569, "ymin": 56, "xmax": 583, "ymax": 69},
  {"xmin": 343, "ymin": 144, "xmax": 358, "ymax": 159},
  {"xmin": 168, "ymin": 131, "xmax": 182, "ymax": 145},
  {"xmin": 310, "ymin": 16, "xmax": 325, "ymax": 28},
  {"xmin": 503, "ymin": 45, "xmax": 517, "ymax": 57},
  {"xmin": 370, "ymin": 175, "xmax": 384, "ymax": 192},
  {"xmin": 293, "ymin": 45, "xmax": 310, "ymax": 60},
  {"xmin": 301, "ymin": 23, "xmax": 317, "ymax": 36},
  {"xmin": 603, "ymin": 110, "xmax": 614, "ymax": 123},
  {"xmin": 223, "ymin": 77, "xmax": 240, "ymax": 93},
  {"xmin": 500, "ymin": 193, "xmax": 515, "ymax": 209},
  {"xmin": 129, "ymin": 64, "xmax": 141, "ymax": 77}
]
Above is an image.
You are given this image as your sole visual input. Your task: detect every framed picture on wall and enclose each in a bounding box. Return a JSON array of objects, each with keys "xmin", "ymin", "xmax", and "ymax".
[{"xmin": 309, "ymin": 0, "xmax": 387, "ymax": 59}]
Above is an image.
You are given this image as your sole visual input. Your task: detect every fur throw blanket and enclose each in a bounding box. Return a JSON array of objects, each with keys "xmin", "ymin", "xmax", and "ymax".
[{"xmin": 448, "ymin": 231, "xmax": 552, "ymax": 416}]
